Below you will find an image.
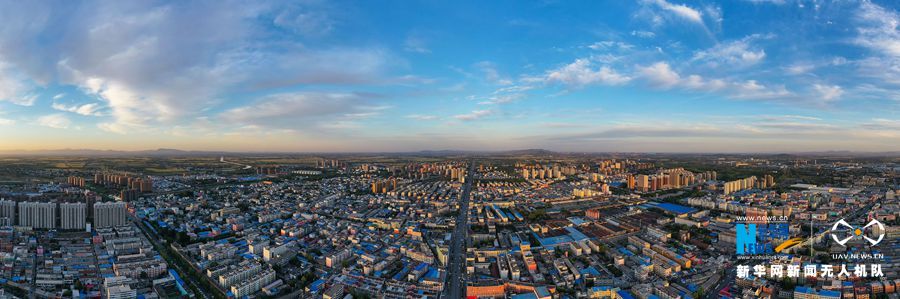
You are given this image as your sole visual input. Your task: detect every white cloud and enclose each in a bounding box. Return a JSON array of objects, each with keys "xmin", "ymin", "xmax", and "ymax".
[
  {"xmin": 221, "ymin": 92, "xmax": 367, "ymax": 124},
  {"xmin": 318, "ymin": 121, "xmax": 361, "ymax": 130},
  {"xmin": 479, "ymin": 94, "xmax": 524, "ymax": 105},
  {"xmin": 404, "ymin": 34, "xmax": 430, "ymax": 54},
  {"xmin": 743, "ymin": 0, "xmax": 786, "ymax": 4},
  {"xmin": 862, "ymin": 118, "xmax": 900, "ymax": 130},
  {"xmin": 812, "ymin": 84, "xmax": 843, "ymax": 102},
  {"xmin": 7, "ymin": 94, "xmax": 37, "ymax": 106},
  {"xmin": 755, "ymin": 122, "xmax": 836, "ymax": 131},
  {"xmin": 541, "ymin": 122, "xmax": 586, "ymax": 128},
  {"xmin": 730, "ymin": 80, "xmax": 791, "ymax": 99},
  {"xmin": 638, "ymin": 61, "xmax": 791, "ymax": 99},
  {"xmin": 682, "ymin": 74, "xmax": 726, "ymax": 91},
  {"xmin": 272, "ymin": 3, "xmax": 334, "ymax": 37},
  {"xmin": 855, "ymin": 1, "xmax": 900, "ymax": 58},
  {"xmin": 475, "ymin": 61, "xmax": 513, "ymax": 85},
  {"xmin": 644, "ymin": 0, "xmax": 703, "ymax": 24},
  {"xmin": 532, "ymin": 118, "xmax": 900, "ymax": 152},
  {"xmin": 785, "ymin": 63, "xmax": 815, "ymax": 75},
  {"xmin": 37, "ymin": 114, "xmax": 71, "ymax": 129},
  {"xmin": 705, "ymin": 5, "xmax": 723, "ymax": 27},
  {"xmin": 555, "ymin": 123, "xmax": 726, "ymax": 141},
  {"xmin": 0, "ymin": 82, "xmax": 24, "ymax": 102},
  {"xmin": 0, "ymin": 61, "xmax": 35, "ymax": 106},
  {"xmin": 3, "ymin": 2, "xmax": 254, "ymax": 130},
  {"xmin": 0, "ymin": 118, "xmax": 13, "ymax": 125},
  {"xmin": 453, "ymin": 110, "xmax": 493, "ymax": 121},
  {"xmin": 79, "ymin": 77, "xmax": 161, "ymax": 132},
  {"xmin": 0, "ymin": 1, "xmax": 392, "ymax": 133},
  {"xmin": 51, "ymin": 101, "xmax": 105, "ymax": 116},
  {"xmin": 494, "ymin": 85, "xmax": 535, "ymax": 93},
  {"xmin": 630, "ymin": 30, "xmax": 656, "ymax": 38},
  {"xmin": 853, "ymin": 1, "xmax": 900, "ymax": 85},
  {"xmin": 762, "ymin": 115, "xmax": 823, "ymax": 122},
  {"xmin": 692, "ymin": 35, "xmax": 767, "ymax": 67},
  {"xmin": 587, "ymin": 41, "xmax": 634, "ymax": 50},
  {"xmin": 854, "ymin": 83, "xmax": 900, "ymax": 102},
  {"xmin": 97, "ymin": 122, "xmax": 132, "ymax": 134},
  {"xmin": 406, "ymin": 114, "xmax": 438, "ymax": 121},
  {"xmin": 545, "ymin": 59, "xmax": 632, "ymax": 87},
  {"xmin": 856, "ymin": 57, "xmax": 900, "ymax": 84},
  {"xmin": 638, "ymin": 62, "xmax": 680, "ymax": 88},
  {"xmin": 218, "ymin": 92, "xmax": 385, "ymax": 134}
]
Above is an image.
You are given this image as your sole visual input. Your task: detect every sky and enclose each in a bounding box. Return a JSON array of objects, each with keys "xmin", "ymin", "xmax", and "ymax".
[{"xmin": 0, "ymin": 0, "xmax": 899, "ymax": 153}]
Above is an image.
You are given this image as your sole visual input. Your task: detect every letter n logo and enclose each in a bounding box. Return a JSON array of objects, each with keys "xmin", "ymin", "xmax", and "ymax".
[{"xmin": 736, "ymin": 223, "xmax": 757, "ymax": 255}]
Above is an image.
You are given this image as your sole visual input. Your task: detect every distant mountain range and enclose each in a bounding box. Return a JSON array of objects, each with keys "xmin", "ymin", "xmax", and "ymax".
[
  {"xmin": 0, "ymin": 148, "xmax": 897, "ymax": 157},
  {"xmin": 0, "ymin": 148, "xmax": 231, "ymax": 157}
]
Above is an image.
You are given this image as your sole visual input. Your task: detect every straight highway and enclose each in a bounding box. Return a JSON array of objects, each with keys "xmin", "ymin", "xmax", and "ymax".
[{"xmin": 444, "ymin": 161, "xmax": 475, "ymax": 299}]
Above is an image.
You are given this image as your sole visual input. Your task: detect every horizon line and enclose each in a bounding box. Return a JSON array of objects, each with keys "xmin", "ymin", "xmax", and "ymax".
[{"xmin": 0, "ymin": 147, "xmax": 898, "ymax": 156}]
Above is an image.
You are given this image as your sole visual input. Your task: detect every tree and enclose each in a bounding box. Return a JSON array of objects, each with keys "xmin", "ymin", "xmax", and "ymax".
[
  {"xmin": 606, "ymin": 264, "xmax": 623, "ymax": 277},
  {"xmin": 290, "ymin": 257, "xmax": 303, "ymax": 267},
  {"xmin": 693, "ymin": 286, "xmax": 704, "ymax": 298},
  {"xmin": 350, "ymin": 288, "xmax": 372, "ymax": 299},
  {"xmin": 779, "ymin": 277, "xmax": 795, "ymax": 290},
  {"xmin": 177, "ymin": 231, "xmax": 191, "ymax": 245},
  {"xmin": 297, "ymin": 272, "xmax": 317, "ymax": 289},
  {"xmin": 236, "ymin": 202, "xmax": 251, "ymax": 212},
  {"xmin": 527, "ymin": 209, "xmax": 548, "ymax": 221}
]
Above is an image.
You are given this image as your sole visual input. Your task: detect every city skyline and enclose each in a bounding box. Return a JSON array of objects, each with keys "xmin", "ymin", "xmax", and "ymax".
[{"xmin": 1, "ymin": 0, "xmax": 899, "ymax": 152}]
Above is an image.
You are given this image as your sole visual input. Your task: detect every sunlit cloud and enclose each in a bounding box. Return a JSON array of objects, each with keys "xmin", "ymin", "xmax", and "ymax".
[
  {"xmin": 453, "ymin": 110, "xmax": 493, "ymax": 121},
  {"xmin": 37, "ymin": 114, "xmax": 72, "ymax": 129}
]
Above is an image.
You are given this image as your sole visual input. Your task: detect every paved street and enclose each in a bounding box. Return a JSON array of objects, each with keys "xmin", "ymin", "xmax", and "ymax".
[
  {"xmin": 444, "ymin": 161, "xmax": 475, "ymax": 299},
  {"xmin": 133, "ymin": 216, "xmax": 215, "ymax": 299}
]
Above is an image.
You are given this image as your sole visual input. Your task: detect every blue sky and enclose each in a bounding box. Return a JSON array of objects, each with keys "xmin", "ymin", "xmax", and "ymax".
[{"xmin": 0, "ymin": 0, "xmax": 898, "ymax": 152}]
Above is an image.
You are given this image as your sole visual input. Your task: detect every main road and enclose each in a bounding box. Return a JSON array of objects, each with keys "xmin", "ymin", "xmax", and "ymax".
[
  {"xmin": 444, "ymin": 160, "xmax": 475, "ymax": 299},
  {"xmin": 132, "ymin": 215, "xmax": 216, "ymax": 299}
]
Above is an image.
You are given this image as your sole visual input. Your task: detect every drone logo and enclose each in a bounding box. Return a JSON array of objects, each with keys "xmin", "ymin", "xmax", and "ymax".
[{"xmin": 830, "ymin": 219, "xmax": 885, "ymax": 246}]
